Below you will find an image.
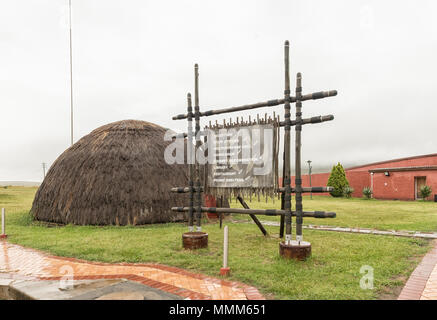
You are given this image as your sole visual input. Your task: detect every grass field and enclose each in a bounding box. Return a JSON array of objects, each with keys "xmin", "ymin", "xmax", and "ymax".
[
  {"xmin": 230, "ymin": 195, "xmax": 437, "ymax": 232},
  {"xmin": 0, "ymin": 186, "xmax": 435, "ymax": 299}
]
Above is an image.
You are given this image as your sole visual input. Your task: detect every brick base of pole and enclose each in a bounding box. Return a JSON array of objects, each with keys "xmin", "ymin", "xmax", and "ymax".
[
  {"xmin": 182, "ymin": 232, "xmax": 208, "ymax": 250},
  {"xmin": 220, "ymin": 267, "xmax": 230, "ymax": 276},
  {"xmin": 279, "ymin": 241, "xmax": 311, "ymax": 260},
  {"xmin": 0, "ymin": 234, "xmax": 7, "ymax": 239}
]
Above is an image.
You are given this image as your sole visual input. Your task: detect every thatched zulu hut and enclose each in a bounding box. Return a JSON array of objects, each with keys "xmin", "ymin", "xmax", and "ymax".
[{"xmin": 31, "ymin": 120, "xmax": 188, "ymax": 225}]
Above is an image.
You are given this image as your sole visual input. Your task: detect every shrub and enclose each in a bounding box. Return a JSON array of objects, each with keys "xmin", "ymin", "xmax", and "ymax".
[
  {"xmin": 363, "ymin": 187, "xmax": 372, "ymax": 199},
  {"xmin": 327, "ymin": 163, "xmax": 350, "ymax": 197},
  {"xmin": 343, "ymin": 186, "xmax": 354, "ymax": 198},
  {"xmin": 419, "ymin": 185, "xmax": 432, "ymax": 200}
]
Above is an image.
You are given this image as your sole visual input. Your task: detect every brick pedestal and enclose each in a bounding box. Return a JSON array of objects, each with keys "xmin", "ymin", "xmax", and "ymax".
[
  {"xmin": 182, "ymin": 232, "xmax": 208, "ymax": 250},
  {"xmin": 220, "ymin": 267, "xmax": 230, "ymax": 276},
  {"xmin": 279, "ymin": 240, "xmax": 311, "ymax": 260}
]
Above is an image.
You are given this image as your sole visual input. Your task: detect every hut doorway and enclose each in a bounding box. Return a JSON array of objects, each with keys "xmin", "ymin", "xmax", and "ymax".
[{"xmin": 415, "ymin": 176, "xmax": 426, "ymax": 200}]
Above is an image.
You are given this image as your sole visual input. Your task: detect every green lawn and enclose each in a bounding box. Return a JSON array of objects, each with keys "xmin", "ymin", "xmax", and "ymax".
[
  {"xmin": 0, "ymin": 187, "xmax": 434, "ymax": 299},
  {"xmin": 230, "ymin": 195, "xmax": 437, "ymax": 232}
]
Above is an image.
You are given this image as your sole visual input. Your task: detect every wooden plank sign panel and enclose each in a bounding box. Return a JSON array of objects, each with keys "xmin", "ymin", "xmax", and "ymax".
[{"xmin": 207, "ymin": 124, "xmax": 276, "ymax": 189}]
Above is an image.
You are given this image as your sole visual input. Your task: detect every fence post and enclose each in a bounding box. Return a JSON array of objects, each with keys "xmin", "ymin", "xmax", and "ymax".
[
  {"xmin": 220, "ymin": 225, "xmax": 230, "ymax": 276},
  {"xmin": 1, "ymin": 208, "xmax": 6, "ymax": 239}
]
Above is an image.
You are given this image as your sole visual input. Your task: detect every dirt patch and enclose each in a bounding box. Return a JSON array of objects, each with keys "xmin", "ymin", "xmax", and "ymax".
[
  {"xmin": 378, "ymin": 285, "xmax": 404, "ymax": 300},
  {"xmin": 377, "ymin": 275, "xmax": 407, "ymax": 300}
]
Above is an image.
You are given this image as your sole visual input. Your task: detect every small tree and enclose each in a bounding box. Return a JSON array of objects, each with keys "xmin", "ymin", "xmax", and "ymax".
[
  {"xmin": 343, "ymin": 186, "xmax": 354, "ymax": 198},
  {"xmin": 419, "ymin": 185, "xmax": 432, "ymax": 200},
  {"xmin": 327, "ymin": 163, "xmax": 350, "ymax": 197},
  {"xmin": 363, "ymin": 187, "xmax": 372, "ymax": 199}
]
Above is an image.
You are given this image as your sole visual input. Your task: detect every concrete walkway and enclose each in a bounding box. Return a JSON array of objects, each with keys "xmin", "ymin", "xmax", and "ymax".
[
  {"xmin": 398, "ymin": 240, "xmax": 437, "ymax": 300},
  {"xmin": 0, "ymin": 241, "xmax": 264, "ymax": 300},
  {"xmin": 256, "ymin": 220, "xmax": 437, "ymax": 239}
]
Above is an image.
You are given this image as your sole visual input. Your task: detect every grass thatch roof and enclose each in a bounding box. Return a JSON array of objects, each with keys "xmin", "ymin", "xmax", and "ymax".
[{"xmin": 31, "ymin": 120, "xmax": 188, "ymax": 225}]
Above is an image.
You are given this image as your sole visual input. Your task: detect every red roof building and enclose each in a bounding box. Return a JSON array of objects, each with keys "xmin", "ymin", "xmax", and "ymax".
[{"xmin": 294, "ymin": 153, "xmax": 437, "ymax": 201}]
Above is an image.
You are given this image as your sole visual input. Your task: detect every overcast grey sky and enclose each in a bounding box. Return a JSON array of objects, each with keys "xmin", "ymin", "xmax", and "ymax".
[{"xmin": 1, "ymin": 0, "xmax": 436, "ymax": 181}]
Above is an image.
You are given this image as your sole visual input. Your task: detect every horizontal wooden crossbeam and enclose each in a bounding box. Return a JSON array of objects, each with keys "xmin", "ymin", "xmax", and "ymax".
[
  {"xmin": 170, "ymin": 130, "xmax": 208, "ymax": 139},
  {"xmin": 171, "ymin": 187, "xmax": 204, "ymax": 193},
  {"xmin": 170, "ymin": 133, "xmax": 188, "ymax": 139},
  {"xmin": 171, "ymin": 206, "xmax": 336, "ymax": 218},
  {"xmin": 277, "ymin": 186, "xmax": 334, "ymax": 193},
  {"xmin": 279, "ymin": 114, "xmax": 334, "ymax": 127},
  {"xmin": 172, "ymin": 186, "xmax": 332, "ymax": 194},
  {"xmin": 171, "ymin": 114, "xmax": 334, "ymax": 140},
  {"xmin": 172, "ymin": 90, "xmax": 337, "ymax": 120}
]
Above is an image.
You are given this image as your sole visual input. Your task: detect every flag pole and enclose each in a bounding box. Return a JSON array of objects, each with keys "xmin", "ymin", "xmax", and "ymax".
[{"xmin": 69, "ymin": 0, "xmax": 74, "ymax": 146}]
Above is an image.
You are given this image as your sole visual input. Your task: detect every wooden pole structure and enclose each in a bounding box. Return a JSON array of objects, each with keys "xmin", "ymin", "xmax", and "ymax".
[
  {"xmin": 181, "ymin": 65, "xmax": 208, "ymax": 250},
  {"xmin": 277, "ymin": 186, "xmax": 333, "ymax": 193},
  {"xmin": 194, "ymin": 64, "xmax": 202, "ymax": 232},
  {"xmin": 295, "ymin": 72, "xmax": 303, "ymax": 243},
  {"xmin": 172, "ymin": 91, "xmax": 337, "ymax": 120},
  {"xmin": 172, "ymin": 206, "xmax": 336, "ymax": 218},
  {"xmin": 237, "ymin": 195, "xmax": 268, "ymax": 236},
  {"xmin": 171, "ymin": 41, "xmax": 338, "ymax": 256},
  {"xmin": 278, "ymin": 115, "xmax": 334, "ymax": 127},
  {"xmin": 279, "ymin": 144, "xmax": 285, "ymax": 238},
  {"xmin": 174, "ymin": 114, "xmax": 335, "ymax": 139},
  {"xmin": 283, "ymin": 40, "xmax": 292, "ymax": 244},
  {"xmin": 203, "ymin": 134, "xmax": 208, "ymax": 198},
  {"xmin": 171, "ymin": 186, "xmax": 203, "ymax": 193},
  {"xmin": 187, "ymin": 93, "xmax": 194, "ymax": 231},
  {"xmin": 173, "ymin": 114, "xmax": 334, "ymax": 139}
]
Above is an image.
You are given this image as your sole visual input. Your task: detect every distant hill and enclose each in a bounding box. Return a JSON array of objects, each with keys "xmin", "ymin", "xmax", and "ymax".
[{"xmin": 0, "ymin": 181, "xmax": 40, "ymax": 187}]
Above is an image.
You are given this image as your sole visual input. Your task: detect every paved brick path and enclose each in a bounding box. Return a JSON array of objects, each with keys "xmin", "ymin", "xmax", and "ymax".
[
  {"xmin": 398, "ymin": 240, "xmax": 437, "ymax": 300},
  {"xmin": 0, "ymin": 241, "xmax": 264, "ymax": 300}
]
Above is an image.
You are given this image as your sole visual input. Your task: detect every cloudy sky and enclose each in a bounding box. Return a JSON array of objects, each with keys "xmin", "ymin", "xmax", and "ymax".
[{"xmin": 1, "ymin": 0, "xmax": 436, "ymax": 181}]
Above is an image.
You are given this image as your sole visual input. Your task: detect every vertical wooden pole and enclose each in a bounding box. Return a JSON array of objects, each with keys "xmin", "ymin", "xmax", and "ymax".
[
  {"xmin": 280, "ymin": 147, "xmax": 285, "ymax": 238},
  {"xmin": 203, "ymin": 134, "xmax": 208, "ymax": 192},
  {"xmin": 194, "ymin": 64, "xmax": 202, "ymax": 231},
  {"xmin": 295, "ymin": 73, "xmax": 303, "ymax": 242},
  {"xmin": 219, "ymin": 196, "xmax": 223, "ymax": 229},
  {"xmin": 187, "ymin": 93, "xmax": 194, "ymax": 231},
  {"xmin": 283, "ymin": 41, "xmax": 292, "ymax": 244},
  {"xmin": 203, "ymin": 127, "xmax": 208, "ymax": 220}
]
